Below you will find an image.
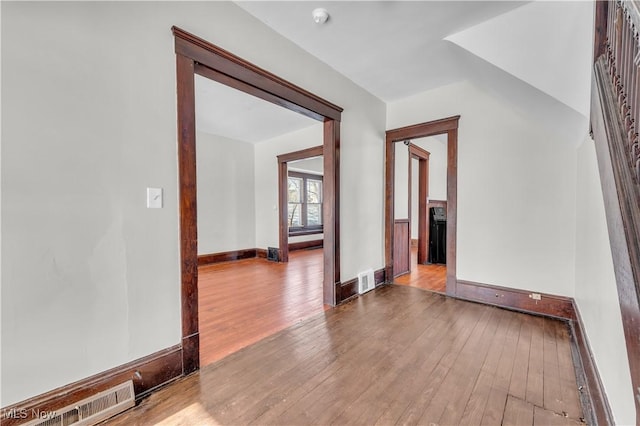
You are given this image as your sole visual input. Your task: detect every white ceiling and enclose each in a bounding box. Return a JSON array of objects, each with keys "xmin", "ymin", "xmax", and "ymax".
[
  {"xmin": 197, "ymin": 1, "xmax": 592, "ymax": 143},
  {"xmin": 236, "ymin": 1, "xmax": 526, "ymax": 101},
  {"xmin": 195, "ymin": 74, "xmax": 317, "ymax": 143}
]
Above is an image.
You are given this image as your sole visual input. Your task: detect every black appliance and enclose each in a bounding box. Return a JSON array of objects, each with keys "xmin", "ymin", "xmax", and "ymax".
[{"xmin": 429, "ymin": 207, "xmax": 447, "ymax": 264}]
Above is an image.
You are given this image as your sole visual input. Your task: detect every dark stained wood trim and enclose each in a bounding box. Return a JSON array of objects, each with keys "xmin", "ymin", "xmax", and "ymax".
[
  {"xmin": 277, "ymin": 145, "xmax": 323, "ymax": 163},
  {"xmin": 256, "ymin": 248, "xmax": 268, "ymax": 259},
  {"xmin": 593, "ymin": 1, "xmax": 609, "ymax": 62},
  {"xmin": 384, "ymin": 133, "xmax": 395, "ymax": 282},
  {"xmin": 386, "ymin": 116, "xmax": 459, "ymax": 142},
  {"xmin": 428, "ymin": 199, "xmax": 447, "ymax": 209},
  {"xmin": 385, "ymin": 116, "xmax": 460, "ymax": 294},
  {"xmin": 455, "ymin": 280, "xmax": 576, "ymax": 321},
  {"xmin": 592, "ymin": 58, "xmax": 640, "ymax": 419},
  {"xmin": 324, "ymin": 120, "xmax": 340, "ymax": 305},
  {"xmin": 173, "ymin": 27, "xmax": 342, "ymax": 122},
  {"xmin": 408, "ymin": 143, "xmax": 431, "ymax": 160},
  {"xmin": 446, "ymin": 127, "xmax": 458, "ymax": 296},
  {"xmin": 194, "ymin": 64, "xmax": 324, "ymax": 122},
  {"xmin": 570, "ymin": 301, "xmax": 615, "ymax": 426},
  {"xmin": 393, "ymin": 219, "xmax": 411, "ymax": 277},
  {"xmin": 339, "ymin": 277, "xmax": 358, "ymax": 303},
  {"xmin": 176, "ymin": 52, "xmax": 199, "ymax": 375},
  {"xmin": 181, "ymin": 334, "xmax": 199, "ymax": 377},
  {"xmin": 277, "ymin": 159, "xmax": 290, "ymax": 263},
  {"xmin": 277, "ymin": 145, "xmax": 323, "ymax": 264},
  {"xmin": 337, "ymin": 268, "xmax": 387, "ymax": 304},
  {"xmin": 0, "ymin": 345, "xmax": 182, "ymax": 426},
  {"xmin": 409, "ymin": 143, "xmax": 430, "ymax": 265},
  {"xmin": 173, "ymin": 27, "xmax": 343, "ymax": 375},
  {"xmin": 289, "ymin": 239, "xmax": 323, "ymax": 251},
  {"xmin": 198, "ymin": 249, "xmax": 257, "ymax": 266}
]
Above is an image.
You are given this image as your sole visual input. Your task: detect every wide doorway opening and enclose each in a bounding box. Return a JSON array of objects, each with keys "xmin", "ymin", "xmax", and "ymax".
[
  {"xmin": 385, "ymin": 116, "xmax": 459, "ymax": 296},
  {"xmin": 393, "ymin": 136, "xmax": 448, "ymax": 293},
  {"xmin": 174, "ymin": 27, "xmax": 342, "ymax": 373},
  {"xmin": 194, "ymin": 75, "xmax": 327, "ymax": 366}
]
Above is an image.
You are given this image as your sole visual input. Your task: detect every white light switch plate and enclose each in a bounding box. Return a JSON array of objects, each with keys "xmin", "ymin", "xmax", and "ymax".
[{"xmin": 147, "ymin": 187, "xmax": 163, "ymax": 209}]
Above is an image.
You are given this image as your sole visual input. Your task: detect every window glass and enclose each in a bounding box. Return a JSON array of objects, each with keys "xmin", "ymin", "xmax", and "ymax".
[
  {"xmin": 288, "ymin": 177, "xmax": 302, "ymax": 203},
  {"xmin": 288, "ymin": 203, "xmax": 302, "ymax": 227}
]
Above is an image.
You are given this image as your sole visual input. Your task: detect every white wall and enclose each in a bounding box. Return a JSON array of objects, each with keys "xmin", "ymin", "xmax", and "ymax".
[
  {"xmin": 196, "ymin": 132, "xmax": 255, "ymax": 255},
  {"xmin": 394, "ymin": 143, "xmax": 409, "ymax": 219},
  {"xmin": 1, "ymin": 1, "xmax": 386, "ymax": 406},
  {"xmin": 574, "ymin": 138, "xmax": 635, "ymax": 425},
  {"xmin": 446, "ymin": 1, "xmax": 593, "ymax": 117},
  {"xmin": 289, "ymin": 156, "xmax": 323, "ymax": 175},
  {"xmin": 388, "ymin": 80, "xmax": 579, "ymax": 295}
]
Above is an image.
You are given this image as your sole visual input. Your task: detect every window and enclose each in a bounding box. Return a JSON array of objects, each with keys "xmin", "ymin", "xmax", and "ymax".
[{"xmin": 288, "ymin": 171, "xmax": 323, "ymax": 236}]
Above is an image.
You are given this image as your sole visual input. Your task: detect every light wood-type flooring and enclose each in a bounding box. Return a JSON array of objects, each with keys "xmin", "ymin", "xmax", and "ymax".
[
  {"xmin": 394, "ymin": 247, "xmax": 447, "ymax": 293},
  {"xmin": 107, "ymin": 285, "xmax": 585, "ymax": 425},
  {"xmin": 198, "ymin": 248, "xmax": 327, "ymax": 367}
]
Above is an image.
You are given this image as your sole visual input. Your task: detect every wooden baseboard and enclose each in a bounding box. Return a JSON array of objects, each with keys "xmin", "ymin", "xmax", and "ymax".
[
  {"xmin": 199, "ymin": 244, "xmax": 325, "ymax": 264},
  {"xmin": 198, "ymin": 249, "xmax": 258, "ymax": 266},
  {"xmin": 1, "ymin": 345, "xmax": 183, "ymax": 425},
  {"xmin": 570, "ymin": 302, "xmax": 615, "ymax": 426},
  {"xmin": 455, "ymin": 280, "xmax": 576, "ymax": 320},
  {"xmin": 289, "ymin": 239, "xmax": 323, "ymax": 251},
  {"xmin": 455, "ymin": 280, "xmax": 613, "ymax": 423},
  {"xmin": 338, "ymin": 278, "xmax": 357, "ymax": 303},
  {"xmin": 337, "ymin": 268, "xmax": 386, "ymax": 304}
]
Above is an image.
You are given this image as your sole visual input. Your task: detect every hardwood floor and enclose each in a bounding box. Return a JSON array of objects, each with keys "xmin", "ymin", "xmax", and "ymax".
[
  {"xmin": 395, "ymin": 247, "xmax": 447, "ymax": 293},
  {"xmin": 198, "ymin": 248, "xmax": 326, "ymax": 366},
  {"xmin": 107, "ymin": 285, "xmax": 585, "ymax": 426}
]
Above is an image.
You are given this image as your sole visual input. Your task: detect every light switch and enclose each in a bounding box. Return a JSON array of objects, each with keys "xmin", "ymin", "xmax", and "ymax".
[{"xmin": 147, "ymin": 187, "xmax": 163, "ymax": 209}]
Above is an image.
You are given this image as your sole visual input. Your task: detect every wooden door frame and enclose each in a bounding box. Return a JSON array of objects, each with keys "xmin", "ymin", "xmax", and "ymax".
[
  {"xmin": 277, "ymin": 145, "xmax": 323, "ymax": 263},
  {"xmin": 173, "ymin": 27, "xmax": 342, "ymax": 374},
  {"xmin": 408, "ymin": 143, "xmax": 430, "ymax": 265},
  {"xmin": 385, "ymin": 116, "xmax": 460, "ymax": 296}
]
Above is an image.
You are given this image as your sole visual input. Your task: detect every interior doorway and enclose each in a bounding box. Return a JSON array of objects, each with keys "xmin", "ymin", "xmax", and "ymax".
[
  {"xmin": 173, "ymin": 27, "xmax": 342, "ymax": 374},
  {"xmin": 394, "ymin": 136, "xmax": 448, "ymax": 293},
  {"xmin": 278, "ymin": 146, "xmax": 324, "ymax": 263},
  {"xmin": 385, "ymin": 116, "xmax": 460, "ymax": 296}
]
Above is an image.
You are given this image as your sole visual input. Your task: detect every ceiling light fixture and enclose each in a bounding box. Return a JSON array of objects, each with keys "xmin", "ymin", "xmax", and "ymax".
[{"xmin": 312, "ymin": 8, "xmax": 329, "ymax": 25}]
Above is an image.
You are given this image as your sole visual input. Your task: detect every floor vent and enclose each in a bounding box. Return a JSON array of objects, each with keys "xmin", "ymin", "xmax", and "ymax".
[
  {"xmin": 267, "ymin": 247, "xmax": 279, "ymax": 262},
  {"xmin": 24, "ymin": 380, "xmax": 134, "ymax": 426},
  {"xmin": 358, "ymin": 269, "xmax": 375, "ymax": 294}
]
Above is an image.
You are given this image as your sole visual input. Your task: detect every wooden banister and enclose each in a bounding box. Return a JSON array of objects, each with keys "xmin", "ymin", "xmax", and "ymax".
[{"xmin": 592, "ymin": 1, "xmax": 640, "ymax": 424}]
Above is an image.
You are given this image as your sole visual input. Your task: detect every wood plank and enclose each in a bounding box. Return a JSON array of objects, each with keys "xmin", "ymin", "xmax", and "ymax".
[
  {"xmin": 410, "ymin": 304, "xmax": 502, "ymax": 424},
  {"xmin": 543, "ymin": 317, "xmax": 565, "ymax": 416},
  {"xmin": 552, "ymin": 319, "xmax": 584, "ymax": 421},
  {"xmin": 457, "ymin": 310, "xmax": 514, "ymax": 425},
  {"xmin": 104, "ymin": 286, "xmax": 587, "ymax": 426},
  {"xmin": 510, "ymin": 313, "xmax": 533, "ymax": 400},
  {"xmin": 372, "ymin": 297, "xmax": 484, "ymax": 425},
  {"xmin": 394, "ymin": 246, "xmax": 447, "ymax": 293},
  {"xmin": 533, "ymin": 405, "xmax": 582, "ymax": 426},
  {"xmin": 198, "ymin": 249, "xmax": 326, "ymax": 366},
  {"xmin": 393, "ymin": 219, "xmax": 410, "ymax": 276},
  {"xmin": 526, "ymin": 316, "xmax": 545, "ymax": 407},
  {"xmin": 336, "ymin": 294, "xmax": 463, "ymax": 425},
  {"xmin": 503, "ymin": 395, "xmax": 534, "ymax": 426}
]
